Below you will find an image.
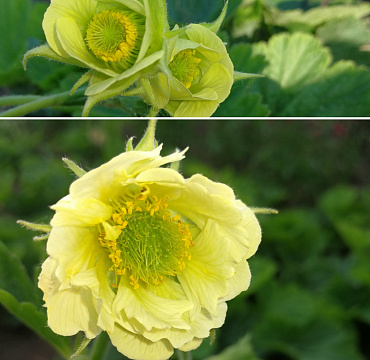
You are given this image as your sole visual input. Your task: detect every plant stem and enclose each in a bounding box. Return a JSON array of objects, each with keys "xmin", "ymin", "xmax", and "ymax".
[
  {"xmin": 147, "ymin": 106, "xmax": 159, "ymax": 117},
  {"xmin": 0, "ymin": 88, "xmax": 86, "ymax": 117},
  {"xmin": 90, "ymin": 332, "xmax": 110, "ymax": 360},
  {"xmin": 176, "ymin": 350, "xmax": 192, "ymax": 360},
  {"xmin": 0, "ymin": 95, "xmax": 41, "ymax": 106}
]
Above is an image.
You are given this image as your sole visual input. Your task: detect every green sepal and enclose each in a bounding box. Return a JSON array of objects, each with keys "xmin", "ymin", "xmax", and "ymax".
[
  {"xmin": 23, "ymin": 44, "xmax": 85, "ymax": 71},
  {"xmin": 233, "ymin": 71, "xmax": 265, "ymax": 81},
  {"xmin": 70, "ymin": 336, "xmax": 91, "ymax": 359},
  {"xmin": 201, "ymin": 0, "xmax": 228, "ymax": 33},
  {"xmin": 62, "ymin": 158, "xmax": 87, "ymax": 177},
  {"xmin": 170, "ymin": 160, "xmax": 180, "ymax": 172},
  {"xmin": 16, "ymin": 220, "xmax": 51, "ymax": 233},
  {"xmin": 82, "ymin": 74, "xmax": 140, "ymax": 116},
  {"xmin": 33, "ymin": 234, "xmax": 50, "ymax": 242},
  {"xmin": 71, "ymin": 70, "xmax": 94, "ymax": 95},
  {"xmin": 126, "ymin": 137, "xmax": 135, "ymax": 152},
  {"xmin": 251, "ymin": 207, "xmax": 278, "ymax": 214},
  {"xmin": 135, "ymin": 120, "xmax": 157, "ymax": 152}
]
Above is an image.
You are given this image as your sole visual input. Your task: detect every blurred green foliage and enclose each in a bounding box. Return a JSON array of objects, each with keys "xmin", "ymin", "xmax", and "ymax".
[
  {"xmin": 0, "ymin": 120, "xmax": 369, "ymax": 360},
  {"xmin": 1, "ymin": 0, "xmax": 370, "ymax": 116}
]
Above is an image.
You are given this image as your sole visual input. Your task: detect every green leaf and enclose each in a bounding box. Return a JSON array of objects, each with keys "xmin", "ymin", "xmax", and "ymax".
[
  {"xmin": 0, "ymin": 0, "xmax": 30, "ymax": 73},
  {"xmin": 279, "ymin": 61, "xmax": 370, "ymax": 116},
  {"xmin": 263, "ymin": 32, "xmax": 332, "ymax": 90},
  {"xmin": 232, "ymin": 0, "xmax": 265, "ymax": 38},
  {"xmin": 204, "ymin": 333, "xmax": 260, "ymax": 360},
  {"xmin": 270, "ymin": 3, "xmax": 370, "ymax": 28},
  {"xmin": 317, "ymin": 16, "xmax": 370, "ymax": 66},
  {"xmin": 214, "ymin": 92, "xmax": 270, "ymax": 117},
  {"xmin": 0, "ymin": 289, "xmax": 71, "ymax": 359},
  {"xmin": 0, "ymin": 240, "xmax": 40, "ymax": 304}
]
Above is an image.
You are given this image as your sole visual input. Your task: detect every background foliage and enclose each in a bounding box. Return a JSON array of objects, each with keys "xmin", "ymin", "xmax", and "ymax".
[
  {"xmin": 0, "ymin": 0, "xmax": 370, "ymax": 117},
  {"xmin": 0, "ymin": 120, "xmax": 369, "ymax": 360}
]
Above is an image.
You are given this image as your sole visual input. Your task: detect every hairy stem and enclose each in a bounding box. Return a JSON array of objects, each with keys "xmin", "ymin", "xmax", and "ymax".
[{"xmin": 0, "ymin": 88, "xmax": 86, "ymax": 117}]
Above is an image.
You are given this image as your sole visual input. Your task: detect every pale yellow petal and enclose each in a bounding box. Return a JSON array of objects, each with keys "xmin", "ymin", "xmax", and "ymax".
[
  {"xmin": 50, "ymin": 198, "xmax": 112, "ymax": 226},
  {"xmin": 47, "ymin": 286, "xmax": 101, "ymax": 338},
  {"xmin": 179, "ymin": 337, "xmax": 203, "ymax": 352},
  {"xmin": 135, "ymin": 167, "xmax": 186, "ymax": 185},
  {"xmin": 185, "ymin": 24, "xmax": 227, "ymax": 55},
  {"xmin": 239, "ymin": 204, "xmax": 262, "ymax": 259},
  {"xmin": 70, "ymin": 145, "xmax": 186, "ymax": 202},
  {"xmin": 178, "ymin": 219, "xmax": 234, "ymax": 319},
  {"xmin": 46, "ymin": 226, "xmax": 103, "ymax": 285},
  {"xmin": 169, "ymin": 175, "xmax": 241, "ymax": 229},
  {"xmin": 142, "ymin": 303, "xmax": 227, "ymax": 349},
  {"xmin": 221, "ymin": 260, "xmax": 251, "ymax": 302},
  {"xmin": 55, "ymin": 17, "xmax": 118, "ymax": 77},
  {"xmin": 39, "ymin": 258, "xmax": 101, "ymax": 338},
  {"xmin": 109, "ymin": 324, "xmax": 174, "ymax": 360},
  {"xmin": 43, "ymin": 0, "xmax": 97, "ymax": 57},
  {"xmin": 173, "ymin": 100, "xmax": 219, "ymax": 118},
  {"xmin": 113, "ymin": 275, "xmax": 192, "ymax": 331}
]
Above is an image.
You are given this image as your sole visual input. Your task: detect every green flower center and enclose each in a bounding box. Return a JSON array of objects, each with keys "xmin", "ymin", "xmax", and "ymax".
[
  {"xmin": 169, "ymin": 49, "xmax": 201, "ymax": 89},
  {"xmin": 99, "ymin": 191, "xmax": 193, "ymax": 289},
  {"xmin": 85, "ymin": 10, "xmax": 144, "ymax": 66}
]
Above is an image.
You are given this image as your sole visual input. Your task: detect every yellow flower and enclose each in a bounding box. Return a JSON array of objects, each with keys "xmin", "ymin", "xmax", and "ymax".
[
  {"xmin": 39, "ymin": 146, "xmax": 261, "ymax": 360},
  {"xmin": 23, "ymin": 0, "xmax": 167, "ymax": 114}
]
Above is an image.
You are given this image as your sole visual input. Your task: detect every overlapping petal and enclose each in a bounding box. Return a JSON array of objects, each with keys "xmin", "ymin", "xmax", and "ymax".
[{"xmin": 39, "ymin": 146, "xmax": 262, "ymax": 360}]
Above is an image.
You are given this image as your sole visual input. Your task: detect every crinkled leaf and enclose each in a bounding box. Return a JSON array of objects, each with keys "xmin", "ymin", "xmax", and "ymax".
[
  {"xmin": 270, "ymin": 3, "xmax": 370, "ymax": 28},
  {"xmin": 279, "ymin": 61, "xmax": 370, "ymax": 116},
  {"xmin": 263, "ymin": 32, "xmax": 332, "ymax": 90},
  {"xmin": 214, "ymin": 92, "xmax": 269, "ymax": 117},
  {"xmin": 232, "ymin": 0, "xmax": 265, "ymax": 38},
  {"xmin": 317, "ymin": 16, "xmax": 370, "ymax": 66}
]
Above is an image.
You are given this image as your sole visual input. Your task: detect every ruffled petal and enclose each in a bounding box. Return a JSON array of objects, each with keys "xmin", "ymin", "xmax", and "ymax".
[
  {"xmin": 70, "ymin": 145, "xmax": 186, "ymax": 201},
  {"xmin": 222, "ymin": 260, "xmax": 251, "ymax": 302},
  {"xmin": 238, "ymin": 203, "xmax": 262, "ymax": 259},
  {"xmin": 142, "ymin": 303, "xmax": 227, "ymax": 349},
  {"xmin": 185, "ymin": 24, "xmax": 227, "ymax": 55},
  {"xmin": 46, "ymin": 226, "xmax": 104, "ymax": 287},
  {"xmin": 179, "ymin": 337, "xmax": 203, "ymax": 352},
  {"xmin": 50, "ymin": 197, "xmax": 112, "ymax": 227},
  {"xmin": 170, "ymin": 175, "xmax": 241, "ymax": 229},
  {"xmin": 178, "ymin": 219, "xmax": 234, "ymax": 319},
  {"xmin": 113, "ymin": 275, "xmax": 192, "ymax": 332},
  {"xmin": 38, "ymin": 257, "xmax": 101, "ymax": 339},
  {"xmin": 109, "ymin": 324, "xmax": 173, "ymax": 360},
  {"xmin": 173, "ymin": 100, "xmax": 219, "ymax": 118},
  {"xmin": 193, "ymin": 63, "xmax": 233, "ymax": 103}
]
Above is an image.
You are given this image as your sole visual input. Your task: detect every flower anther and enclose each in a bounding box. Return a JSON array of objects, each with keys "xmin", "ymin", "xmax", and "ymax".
[
  {"xmin": 100, "ymin": 191, "xmax": 193, "ymax": 289},
  {"xmin": 169, "ymin": 49, "xmax": 201, "ymax": 89},
  {"xmin": 85, "ymin": 10, "xmax": 144, "ymax": 67}
]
